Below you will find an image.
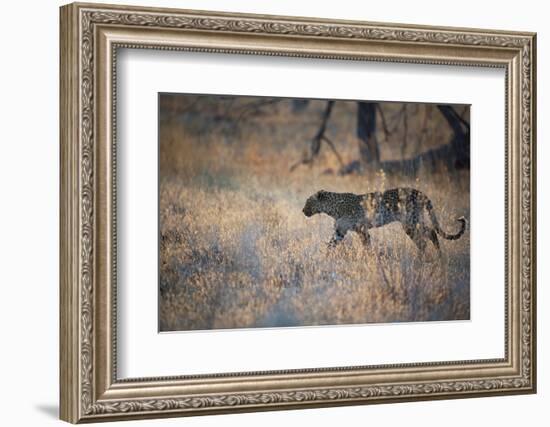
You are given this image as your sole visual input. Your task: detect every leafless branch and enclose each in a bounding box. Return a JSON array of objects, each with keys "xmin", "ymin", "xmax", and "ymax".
[
  {"xmin": 236, "ymin": 99, "xmax": 283, "ymax": 122},
  {"xmin": 290, "ymin": 101, "xmax": 336, "ymax": 171}
]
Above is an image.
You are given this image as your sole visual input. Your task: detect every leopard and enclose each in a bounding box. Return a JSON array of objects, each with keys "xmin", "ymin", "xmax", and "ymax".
[{"xmin": 302, "ymin": 188, "xmax": 466, "ymax": 255}]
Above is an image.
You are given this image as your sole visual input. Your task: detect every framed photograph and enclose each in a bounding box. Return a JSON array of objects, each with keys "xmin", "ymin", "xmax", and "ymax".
[{"xmin": 60, "ymin": 2, "xmax": 536, "ymax": 423}]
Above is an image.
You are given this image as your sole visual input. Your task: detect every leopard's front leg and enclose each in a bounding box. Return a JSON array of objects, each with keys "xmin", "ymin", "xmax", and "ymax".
[
  {"xmin": 327, "ymin": 218, "xmax": 352, "ymax": 248},
  {"xmin": 328, "ymin": 228, "xmax": 346, "ymax": 248}
]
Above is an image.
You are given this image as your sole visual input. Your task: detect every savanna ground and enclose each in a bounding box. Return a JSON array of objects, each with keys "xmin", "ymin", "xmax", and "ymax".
[{"xmin": 159, "ymin": 95, "xmax": 470, "ymax": 332}]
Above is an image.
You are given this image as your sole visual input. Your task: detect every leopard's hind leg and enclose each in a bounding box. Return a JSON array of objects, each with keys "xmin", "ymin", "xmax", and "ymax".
[
  {"xmin": 354, "ymin": 222, "xmax": 372, "ymax": 249},
  {"xmin": 404, "ymin": 224, "xmax": 444, "ymax": 263},
  {"xmin": 427, "ymin": 228, "xmax": 441, "ymax": 255},
  {"xmin": 403, "ymin": 225, "xmax": 428, "ymax": 254}
]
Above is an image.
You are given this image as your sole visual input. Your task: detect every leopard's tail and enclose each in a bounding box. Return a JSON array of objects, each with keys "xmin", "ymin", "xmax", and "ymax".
[{"xmin": 426, "ymin": 199, "xmax": 467, "ymax": 240}]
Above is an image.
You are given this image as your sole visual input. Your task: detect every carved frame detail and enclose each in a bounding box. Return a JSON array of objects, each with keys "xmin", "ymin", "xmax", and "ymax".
[{"xmin": 60, "ymin": 2, "xmax": 536, "ymax": 423}]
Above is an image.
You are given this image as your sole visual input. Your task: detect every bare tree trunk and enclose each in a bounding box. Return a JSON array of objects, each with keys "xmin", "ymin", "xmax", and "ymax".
[
  {"xmin": 313, "ymin": 100, "xmax": 334, "ymax": 148},
  {"xmin": 436, "ymin": 105, "xmax": 470, "ymax": 169},
  {"xmin": 291, "ymin": 100, "xmax": 469, "ymax": 176},
  {"xmin": 357, "ymin": 102, "xmax": 380, "ymax": 166},
  {"xmin": 290, "ymin": 100, "xmax": 344, "ymax": 172}
]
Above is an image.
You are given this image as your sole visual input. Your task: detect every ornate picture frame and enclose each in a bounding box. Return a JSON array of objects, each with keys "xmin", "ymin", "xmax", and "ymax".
[{"xmin": 60, "ymin": 2, "xmax": 536, "ymax": 423}]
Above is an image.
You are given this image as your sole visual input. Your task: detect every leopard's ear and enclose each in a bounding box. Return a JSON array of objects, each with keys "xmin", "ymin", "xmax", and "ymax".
[{"xmin": 317, "ymin": 190, "xmax": 327, "ymax": 200}]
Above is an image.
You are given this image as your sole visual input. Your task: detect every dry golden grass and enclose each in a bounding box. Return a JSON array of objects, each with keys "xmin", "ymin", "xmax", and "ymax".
[{"xmin": 159, "ymin": 96, "xmax": 470, "ymax": 331}]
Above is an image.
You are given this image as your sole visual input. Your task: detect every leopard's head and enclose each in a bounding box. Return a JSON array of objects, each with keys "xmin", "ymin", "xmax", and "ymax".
[{"xmin": 302, "ymin": 190, "xmax": 331, "ymax": 217}]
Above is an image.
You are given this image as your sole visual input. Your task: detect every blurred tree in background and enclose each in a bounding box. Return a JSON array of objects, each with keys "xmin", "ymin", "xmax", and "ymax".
[{"xmin": 295, "ymin": 100, "xmax": 470, "ymax": 177}]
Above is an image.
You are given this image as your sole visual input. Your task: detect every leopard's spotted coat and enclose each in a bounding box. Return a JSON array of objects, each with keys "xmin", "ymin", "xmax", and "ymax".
[{"xmin": 302, "ymin": 188, "xmax": 466, "ymax": 253}]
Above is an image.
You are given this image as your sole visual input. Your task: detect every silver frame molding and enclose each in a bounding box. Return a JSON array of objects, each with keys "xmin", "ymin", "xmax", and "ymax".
[{"xmin": 60, "ymin": 2, "xmax": 536, "ymax": 423}]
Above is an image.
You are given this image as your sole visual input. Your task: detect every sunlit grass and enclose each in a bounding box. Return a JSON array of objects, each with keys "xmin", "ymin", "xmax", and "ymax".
[{"xmin": 159, "ymin": 99, "xmax": 470, "ymax": 331}]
